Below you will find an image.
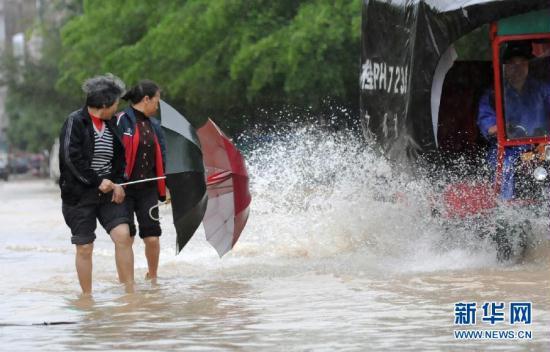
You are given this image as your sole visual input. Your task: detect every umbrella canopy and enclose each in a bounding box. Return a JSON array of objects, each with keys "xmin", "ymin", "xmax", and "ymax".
[
  {"xmin": 197, "ymin": 119, "xmax": 251, "ymax": 257},
  {"xmin": 159, "ymin": 100, "xmax": 207, "ymax": 253}
]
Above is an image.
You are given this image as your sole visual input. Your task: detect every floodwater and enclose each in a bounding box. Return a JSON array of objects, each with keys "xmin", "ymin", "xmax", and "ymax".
[{"xmin": 0, "ymin": 127, "xmax": 549, "ymax": 351}]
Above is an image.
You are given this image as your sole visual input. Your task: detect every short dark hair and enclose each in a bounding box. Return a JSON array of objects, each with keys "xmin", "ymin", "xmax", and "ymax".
[
  {"xmin": 82, "ymin": 74, "xmax": 126, "ymax": 108},
  {"xmin": 121, "ymin": 80, "xmax": 161, "ymax": 104},
  {"xmin": 502, "ymin": 41, "xmax": 534, "ymax": 63}
]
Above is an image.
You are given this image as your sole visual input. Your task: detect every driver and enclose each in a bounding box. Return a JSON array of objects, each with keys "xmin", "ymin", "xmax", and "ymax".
[{"xmin": 477, "ymin": 41, "xmax": 550, "ymax": 199}]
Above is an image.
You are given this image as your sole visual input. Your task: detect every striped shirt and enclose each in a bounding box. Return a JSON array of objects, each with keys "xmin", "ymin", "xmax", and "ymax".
[{"xmin": 91, "ymin": 124, "xmax": 113, "ymax": 177}]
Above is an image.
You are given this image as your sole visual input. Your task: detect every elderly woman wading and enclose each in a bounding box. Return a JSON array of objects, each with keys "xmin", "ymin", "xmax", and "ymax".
[{"xmin": 59, "ymin": 74, "xmax": 134, "ymax": 295}]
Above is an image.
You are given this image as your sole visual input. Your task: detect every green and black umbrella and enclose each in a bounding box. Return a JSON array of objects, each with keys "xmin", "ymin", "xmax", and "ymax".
[{"xmin": 159, "ymin": 100, "xmax": 207, "ymax": 253}]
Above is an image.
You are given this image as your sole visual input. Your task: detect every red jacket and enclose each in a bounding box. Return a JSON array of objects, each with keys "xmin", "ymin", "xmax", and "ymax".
[{"xmin": 116, "ymin": 108, "xmax": 166, "ymax": 199}]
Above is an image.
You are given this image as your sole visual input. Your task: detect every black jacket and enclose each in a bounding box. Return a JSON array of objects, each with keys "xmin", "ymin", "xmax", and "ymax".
[{"xmin": 59, "ymin": 107, "xmax": 126, "ymax": 204}]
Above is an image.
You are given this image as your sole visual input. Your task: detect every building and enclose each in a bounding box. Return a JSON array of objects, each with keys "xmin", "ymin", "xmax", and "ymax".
[{"xmin": 0, "ymin": 0, "xmax": 38, "ymax": 146}]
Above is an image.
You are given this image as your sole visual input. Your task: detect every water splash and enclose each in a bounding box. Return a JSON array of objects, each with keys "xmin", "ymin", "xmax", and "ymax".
[{"xmin": 234, "ymin": 121, "xmax": 548, "ymax": 273}]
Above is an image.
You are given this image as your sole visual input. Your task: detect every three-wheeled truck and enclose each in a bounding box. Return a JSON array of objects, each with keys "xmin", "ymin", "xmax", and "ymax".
[{"xmin": 361, "ymin": 0, "xmax": 550, "ymax": 261}]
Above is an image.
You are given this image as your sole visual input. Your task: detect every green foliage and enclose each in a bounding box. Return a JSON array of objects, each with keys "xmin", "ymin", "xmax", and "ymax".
[
  {"xmin": 57, "ymin": 0, "xmax": 172, "ymax": 98},
  {"xmin": 58, "ymin": 0, "xmax": 362, "ymax": 130},
  {"xmin": 5, "ymin": 80, "xmax": 65, "ymax": 152},
  {"xmin": 5, "ymin": 0, "xmax": 363, "ymax": 151},
  {"xmin": 454, "ymin": 25, "xmax": 492, "ymax": 61},
  {"xmin": 4, "ymin": 54, "xmax": 71, "ymax": 152},
  {"xmin": 231, "ymin": 0, "xmax": 360, "ymax": 107}
]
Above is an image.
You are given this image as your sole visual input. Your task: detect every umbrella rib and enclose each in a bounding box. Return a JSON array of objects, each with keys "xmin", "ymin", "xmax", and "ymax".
[
  {"xmin": 206, "ymin": 185, "xmax": 234, "ymax": 190},
  {"xmin": 207, "ymin": 174, "xmax": 233, "ymax": 185}
]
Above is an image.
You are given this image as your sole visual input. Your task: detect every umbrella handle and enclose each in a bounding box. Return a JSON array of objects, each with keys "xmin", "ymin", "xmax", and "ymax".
[{"xmin": 149, "ymin": 198, "xmax": 172, "ymax": 221}]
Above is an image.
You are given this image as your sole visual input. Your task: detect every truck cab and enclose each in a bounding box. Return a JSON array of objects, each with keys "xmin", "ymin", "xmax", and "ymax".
[{"xmin": 488, "ymin": 10, "xmax": 550, "ymax": 198}]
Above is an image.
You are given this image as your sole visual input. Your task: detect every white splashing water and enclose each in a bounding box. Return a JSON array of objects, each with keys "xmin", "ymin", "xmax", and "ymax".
[
  {"xmin": 2, "ymin": 123, "xmax": 545, "ymax": 284},
  {"xmin": 1, "ymin": 123, "xmax": 548, "ymax": 352},
  {"xmin": 228, "ymin": 123, "xmax": 549, "ymax": 275}
]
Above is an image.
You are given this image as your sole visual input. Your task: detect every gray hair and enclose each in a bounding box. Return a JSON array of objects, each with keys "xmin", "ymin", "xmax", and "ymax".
[{"xmin": 82, "ymin": 73, "xmax": 126, "ymax": 108}]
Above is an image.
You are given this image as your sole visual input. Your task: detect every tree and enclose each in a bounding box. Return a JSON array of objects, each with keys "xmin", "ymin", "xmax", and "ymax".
[
  {"xmin": 58, "ymin": 0, "xmax": 361, "ymax": 131},
  {"xmin": 4, "ymin": 0, "xmax": 363, "ymax": 151}
]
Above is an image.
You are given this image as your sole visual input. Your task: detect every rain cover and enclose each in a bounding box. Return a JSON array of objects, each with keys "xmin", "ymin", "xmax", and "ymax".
[{"xmin": 361, "ymin": 0, "xmax": 549, "ymax": 163}]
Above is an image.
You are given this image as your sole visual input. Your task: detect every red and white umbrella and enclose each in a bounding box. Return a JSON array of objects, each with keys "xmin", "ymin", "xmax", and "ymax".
[{"xmin": 197, "ymin": 119, "xmax": 251, "ymax": 257}]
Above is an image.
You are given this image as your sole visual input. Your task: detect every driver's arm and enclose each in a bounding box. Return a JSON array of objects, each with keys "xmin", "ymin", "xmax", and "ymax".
[{"xmin": 478, "ymin": 90, "xmax": 497, "ymax": 138}]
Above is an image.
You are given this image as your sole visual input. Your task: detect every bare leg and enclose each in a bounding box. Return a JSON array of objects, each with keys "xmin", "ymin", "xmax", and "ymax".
[
  {"xmin": 143, "ymin": 236, "xmax": 160, "ymax": 279},
  {"xmin": 75, "ymin": 243, "xmax": 94, "ymax": 295},
  {"xmin": 109, "ymin": 224, "xmax": 134, "ymax": 291}
]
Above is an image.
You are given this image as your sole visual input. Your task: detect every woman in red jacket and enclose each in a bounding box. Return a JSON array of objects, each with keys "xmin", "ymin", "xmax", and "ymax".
[{"xmin": 117, "ymin": 80, "xmax": 166, "ymax": 280}]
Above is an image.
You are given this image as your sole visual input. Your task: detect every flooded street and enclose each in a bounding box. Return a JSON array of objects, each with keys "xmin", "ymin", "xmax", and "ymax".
[
  {"xmin": 2, "ymin": 0, "xmax": 550, "ymax": 350},
  {"xmin": 1, "ymin": 129, "xmax": 549, "ymax": 351}
]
